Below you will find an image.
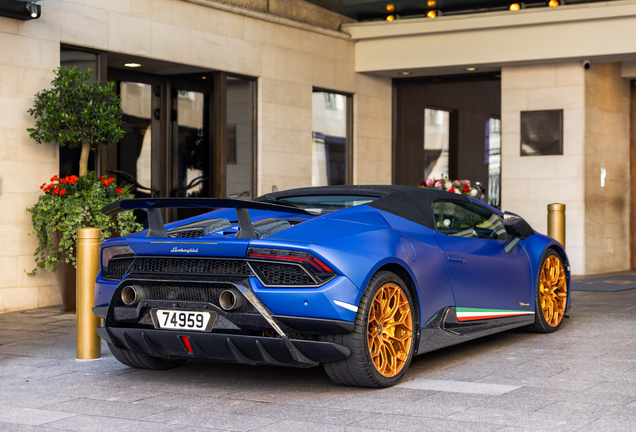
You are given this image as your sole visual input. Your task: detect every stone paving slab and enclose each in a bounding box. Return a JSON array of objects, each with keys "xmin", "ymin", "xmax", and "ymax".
[
  {"xmin": 0, "ymin": 291, "xmax": 635, "ymax": 431},
  {"xmin": 397, "ymin": 379, "xmax": 520, "ymax": 395}
]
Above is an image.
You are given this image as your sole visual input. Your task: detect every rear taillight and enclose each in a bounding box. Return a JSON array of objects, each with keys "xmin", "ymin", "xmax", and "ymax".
[
  {"xmin": 247, "ymin": 248, "xmax": 333, "ymax": 273},
  {"xmin": 101, "ymin": 245, "xmax": 135, "ymax": 272},
  {"xmin": 247, "ymin": 247, "xmax": 335, "ymax": 283}
]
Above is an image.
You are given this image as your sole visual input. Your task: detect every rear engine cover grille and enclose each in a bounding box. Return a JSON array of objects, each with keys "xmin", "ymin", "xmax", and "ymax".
[
  {"xmin": 253, "ymin": 262, "xmax": 315, "ymax": 286},
  {"xmin": 131, "ymin": 258, "xmax": 252, "ymax": 275},
  {"xmin": 167, "ymin": 229, "xmax": 204, "ymax": 238},
  {"xmin": 137, "ymin": 284, "xmax": 257, "ymax": 313}
]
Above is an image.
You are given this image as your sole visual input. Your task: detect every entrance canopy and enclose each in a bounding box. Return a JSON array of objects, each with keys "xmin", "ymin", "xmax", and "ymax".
[{"xmin": 338, "ymin": 1, "xmax": 636, "ymax": 78}]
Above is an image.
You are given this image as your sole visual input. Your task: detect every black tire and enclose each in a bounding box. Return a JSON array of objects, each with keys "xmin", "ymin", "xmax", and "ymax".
[
  {"xmin": 528, "ymin": 250, "xmax": 567, "ymax": 333},
  {"xmin": 107, "ymin": 342, "xmax": 186, "ymax": 370},
  {"xmin": 319, "ymin": 271, "xmax": 417, "ymax": 388}
]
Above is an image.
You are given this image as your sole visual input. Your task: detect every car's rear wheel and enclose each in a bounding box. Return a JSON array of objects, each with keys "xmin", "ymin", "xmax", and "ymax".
[
  {"xmin": 107, "ymin": 342, "xmax": 186, "ymax": 370},
  {"xmin": 528, "ymin": 250, "xmax": 568, "ymax": 333},
  {"xmin": 320, "ymin": 271, "xmax": 416, "ymax": 388}
]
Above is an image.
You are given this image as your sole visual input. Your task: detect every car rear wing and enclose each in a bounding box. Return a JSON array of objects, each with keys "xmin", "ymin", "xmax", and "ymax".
[{"xmin": 101, "ymin": 198, "xmax": 312, "ymax": 239}]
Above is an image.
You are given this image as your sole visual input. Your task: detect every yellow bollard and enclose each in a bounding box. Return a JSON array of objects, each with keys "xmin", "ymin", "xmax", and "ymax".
[
  {"xmin": 76, "ymin": 228, "xmax": 102, "ymax": 360},
  {"xmin": 547, "ymin": 203, "xmax": 566, "ymax": 249}
]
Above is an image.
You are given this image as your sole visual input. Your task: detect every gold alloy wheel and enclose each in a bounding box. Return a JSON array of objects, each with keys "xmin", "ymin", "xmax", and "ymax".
[
  {"xmin": 367, "ymin": 283, "xmax": 413, "ymax": 377},
  {"xmin": 539, "ymin": 255, "xmax": 568, "ymax": 327}
]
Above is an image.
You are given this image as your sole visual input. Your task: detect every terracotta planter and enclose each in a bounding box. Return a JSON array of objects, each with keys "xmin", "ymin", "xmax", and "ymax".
[
  {"xmin": 55, "ymin": 261, "xmax": 77, "ymax": 312},
  {"xmin": 51, "ymin": 231, "xmax": 76, "ymax": 312},
  {"xmin": 50, "ymin": 218, "xmax": 118, "ymax": 312}
]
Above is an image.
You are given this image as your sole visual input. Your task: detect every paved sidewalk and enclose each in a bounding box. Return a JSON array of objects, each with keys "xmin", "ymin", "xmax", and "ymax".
[
  {"xmin": 571, "ymin": 270, "xmax": 636, "ymax": 292},
  {"xmin": 0, "ymin": 289, "xmax": 635, "ymax": 431}
]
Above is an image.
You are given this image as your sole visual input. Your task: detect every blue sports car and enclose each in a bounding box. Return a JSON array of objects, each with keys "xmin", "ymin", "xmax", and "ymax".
[{"xmin": 93, "ymin": 186, "xmax": 570, "ymax": 388}]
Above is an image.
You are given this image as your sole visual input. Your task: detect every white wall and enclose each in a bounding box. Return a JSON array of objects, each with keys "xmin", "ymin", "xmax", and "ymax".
[
  {"xmin": 500, "ymin": 63, "xmax": 586, "ymax": 275},
  {"xmin": 501, "ymin": 61, "xmax": 632, "ymax": 276}
]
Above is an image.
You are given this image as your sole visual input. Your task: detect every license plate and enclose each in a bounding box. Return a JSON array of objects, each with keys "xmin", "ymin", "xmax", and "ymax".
[{"xmin": 150, "ymin": 309, "xmax": 216, "ymax": 332}]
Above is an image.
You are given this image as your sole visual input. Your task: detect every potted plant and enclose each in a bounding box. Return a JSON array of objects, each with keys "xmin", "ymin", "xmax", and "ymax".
[
  {"xmin": 27, "ymin": 67, "xmax": 124, "ymax": 176},
  {"xmin": 26, "ymin": 67, "xmax": 141, "ymax": 311},
  {"xmin": 27, "ymin": 175, "xmax": 141, "ymax": 310}
]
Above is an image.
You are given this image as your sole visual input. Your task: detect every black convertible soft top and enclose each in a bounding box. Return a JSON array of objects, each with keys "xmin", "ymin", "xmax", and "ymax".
[{"xmin": 256, "ymin": 185, "xmax": 470, "ymax": 230}]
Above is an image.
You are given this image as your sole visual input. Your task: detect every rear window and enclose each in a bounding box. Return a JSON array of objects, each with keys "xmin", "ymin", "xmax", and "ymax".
[{"xmin": 277, "ymin": 195, "xmax": 378, "ymax": 214}]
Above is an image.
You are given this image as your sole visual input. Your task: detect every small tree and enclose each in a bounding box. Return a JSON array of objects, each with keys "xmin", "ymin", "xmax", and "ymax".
[{"xmin": 27, "ymin": 67, "xmax": 124, "ymax": 176}]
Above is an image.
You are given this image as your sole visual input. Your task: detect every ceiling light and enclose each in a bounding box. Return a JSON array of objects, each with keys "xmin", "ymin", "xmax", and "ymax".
[
  {"xmin": 548, "ymin": 0, "xmax": 559, "ymax": 6},
  {"xmin": 202, "ymin": 76, "xmax": 207, "ymax": 80},
  {"xmin": 25, "ymin": 2, "xmax": 39, "ymax": 18},
  {"xmin": 400, "ymin": 72, "xmax": 411, "ymax": 76},
  {"xmin": 427, "ymin": 10, "xmax": 437, "ymax": 18},
  {"xmin": 124, "ymin": 63, "xmax": 142, "ymax": 68},
  {"xmin": 509, "ymin": 3, "xmax": 520, "ymax": 11},
  {"xmin": 386, "ymin": 14, "xmax": 395, "ymax": 21},
  {"xmin": 428, "ymin": 0, "xmax": 436, "ymax": 6},
  {"xmin": 386, "ymin": 4, "xmax": 395, "ymax": 12},
  {"xmin": 466, "ymin": 67, "xmax": 477, "ymax": 71}
]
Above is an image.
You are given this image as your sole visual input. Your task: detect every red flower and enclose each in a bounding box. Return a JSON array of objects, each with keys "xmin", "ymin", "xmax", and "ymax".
[
  {"xmin": 59, "ymin": 178, "xmax": 67, "ymax": 184},
  {"xmin": 52, "ymin": 188, "xmax": 60, "ymax": 194},
  {"xmin": 418, "ymin": 180, "xmax": 425, "ymax": 187},
  {"xmin": 59, "ymin": 189, "xmax": 66, "ymax": 196},
  {"xmin": 50, "ymin": 175, "xmax": 58, "ymax": 182},
  {"xmin": 40, "ymin": 183, "xmax": 46, "ymax": 190},
  {"xmin": 99, "ymin": 176, "xmax": 104, "ymax": 180},
  {"xmin": 463, "ymin": 186, "xmax": 470, "ymax": 193},
  {"xmin": 102, "ymin": 180, "xmax": 108, "ymax": 186},
  {"xmin": 449, "ymin": 188, "xmax": 455, "ymax": 193},
  {"xmin": 116, "ymin": 188, "xmax": 123, "ymax": 194}
]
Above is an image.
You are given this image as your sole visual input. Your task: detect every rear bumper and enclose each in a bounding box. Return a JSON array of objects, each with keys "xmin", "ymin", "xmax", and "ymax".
[{"xmin": 97, "ymin": 327, "xmax": 350, "ymax": 368}]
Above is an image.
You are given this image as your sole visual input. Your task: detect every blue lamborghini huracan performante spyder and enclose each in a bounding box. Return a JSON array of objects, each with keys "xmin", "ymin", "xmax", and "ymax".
[{"xmin": 93, "ymin": 186, "xmax": 570, "ymax": 388}]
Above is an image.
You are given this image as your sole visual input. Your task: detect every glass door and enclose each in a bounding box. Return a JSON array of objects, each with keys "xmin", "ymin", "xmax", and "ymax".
[
  {"xmin": 170, "ymin": 78, "xmax": 214, "ymax": 221},
  {"xmin": 105, "ymin": 68, "xmax": 256, "ymax": 225},
  {"xmin": 106, "ymin": 70, "xmax": 163, "ymax": 226},
  {"xmin": 117, "ymin": 81, "xmax": 155, "ymax": 198}
]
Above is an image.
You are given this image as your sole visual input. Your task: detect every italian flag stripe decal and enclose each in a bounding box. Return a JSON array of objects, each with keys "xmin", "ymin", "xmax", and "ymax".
[{"xmin": 456, "ymin": 307, "xmax": 534, "ymax": 322}]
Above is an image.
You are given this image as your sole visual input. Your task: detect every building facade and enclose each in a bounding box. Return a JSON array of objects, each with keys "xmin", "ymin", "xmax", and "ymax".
[
  {"xmin": 0, "ymin": 0, "xmax": 634, "ymax": 313},
  {"xmin": 0, "ymin": 0, "xmax": 392, "ymax": 313},
  {"xmin": 344, "ymin": 0, "xmax": 636, "ymax": 277}
]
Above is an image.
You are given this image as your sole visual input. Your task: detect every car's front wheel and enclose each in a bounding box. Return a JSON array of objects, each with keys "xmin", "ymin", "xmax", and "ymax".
[
  {"xmin": 320, "ymin": 271, "xmax": 416, "ymax": 388},
  {"xmin": 107, "ymin": 342, "xmax": 186, "ymax": 370}
]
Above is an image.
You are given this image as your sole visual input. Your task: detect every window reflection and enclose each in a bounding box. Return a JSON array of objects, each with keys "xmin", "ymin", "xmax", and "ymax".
[
  {"xmin": 59, "ymin": 49, "xmax": 98, "ymax": 177},
  {"xmin": 118, "ymin": 82, "xmax": 153, "ymax": 196},
  {"xmin": 226, "ymin": 77, "xmax": 255, "ymax": 199},
  {"xmin": 423, "ymin": 108, "xmax": 450, "ymax": 180},
  {"xmin": 486, "ymin": 118, "xmax": 501, "ymax": 208},
  {"xmin": 312, "ymin": 91, "xmax": 349, "ymax": 186},
  {"xmin": 176, "ymin": 90, "xmax": 208, "ymax": 197}
]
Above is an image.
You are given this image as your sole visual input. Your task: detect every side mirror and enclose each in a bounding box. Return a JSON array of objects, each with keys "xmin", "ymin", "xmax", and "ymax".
[
  {"xmin": 503, "ymin": 211, "xmax": 535, "ymax": 240},
  {"xmin": 504, "ymin": 236, "xmax": 521, "ymax": 254}
]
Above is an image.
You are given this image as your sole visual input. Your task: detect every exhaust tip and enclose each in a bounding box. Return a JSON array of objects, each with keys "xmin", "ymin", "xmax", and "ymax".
[
  {"xmin": 219, "ymin": 289, "xmax": 245, "ymax": 311},
  {"xmin": 121, "ymin": 285, "xmax": 143, "ymax": 306}
]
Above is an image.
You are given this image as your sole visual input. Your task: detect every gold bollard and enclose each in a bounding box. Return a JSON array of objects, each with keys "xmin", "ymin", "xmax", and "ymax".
[
  {"xmin": 76, "ymin": 228, "xmax": 102, "ymax": 360},
  {"xmin": 547, "ymin": 203, "xmax": 566, "ymax": 249}
]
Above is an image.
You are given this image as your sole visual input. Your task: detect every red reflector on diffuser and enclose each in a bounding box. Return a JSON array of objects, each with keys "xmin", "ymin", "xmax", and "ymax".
[{"xmin": 181, "ymin": 336, "xmax": 193, "ymax": 353}]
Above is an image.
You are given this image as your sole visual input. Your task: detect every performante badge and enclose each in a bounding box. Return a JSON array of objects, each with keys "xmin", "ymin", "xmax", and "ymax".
[{"xmin": 170, "ymin": 247, "xmax": 199, "ymax": 253}]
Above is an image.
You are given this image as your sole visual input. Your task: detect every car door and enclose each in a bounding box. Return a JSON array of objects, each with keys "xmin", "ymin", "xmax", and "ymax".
[{"xmin": 432, "ymin": 200, "xmax": 534, "ymax": 321}]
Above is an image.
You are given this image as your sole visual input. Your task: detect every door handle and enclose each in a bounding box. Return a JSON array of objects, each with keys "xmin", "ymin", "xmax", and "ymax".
[{"xmin": 447, "ymin": 255, "xmax": 466, "ymax": 264}]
